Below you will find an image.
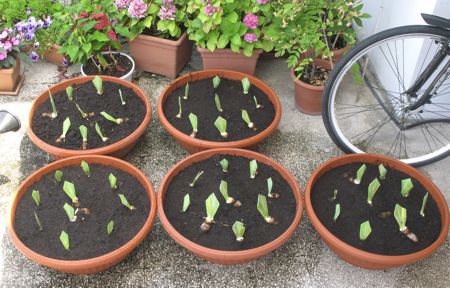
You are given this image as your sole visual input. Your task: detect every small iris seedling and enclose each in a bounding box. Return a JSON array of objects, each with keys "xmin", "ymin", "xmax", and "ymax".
[
  {"xmin": 220, "ymin": 158, "xmax": 228, "ymax": 172},
  {"xmin": 66, "ymin": 86, "xmax": 73, "ymax": 100},
  {"xmin": 367, "ymin": 178, "xmax": 380, "ymax": 205},
  {"xmin": 32, "ymin": 190, "xmax": 40, "ymax": 206},
  {"xmin": 332, "ymin": 189, "xmax": 338, "ymax": 200},
  {"xmin": 420, "ymin": 192, "xmax": 429, "ymax": 217},
  {"xmin": 183, "ymin": 83, "xmax": 189, "ymax": 100},
  {"xmin": 175, "ymin": 96, "xmax": 182, "ymax": 118},
  {"xmin": 63, "ymin": 181, "xmax": 79, "ymax": 206},
  {"xmin": 189, "ymin": 170, "xmax": 204, "ymax": 187},
  {"xmin": 241, "ymin": 77, "xmax": 251, "ymax": 94},
  {"xmin": 81, "ymin": 160, "xmax": 90, "ymax": 177},
  {"xmin": 109, "ymin": 173, "xmax": 117, "ymax": 190},
  {"xmin": 333, "ymin": 203, "xmax": 340, "ymax": 222},
  {"xmin": 63, "ymin": 203, "xmax": 77, "ymax": 222},
  {"xmin": 49, "ymin": 90, "xmax": 58, "ymax": 118},
  {"xmin": 75, "ymin": 102, "xmax": 88, "ymax": 118},
  {"xmin": 401, "ymin": 178, "xmax": 413, "ymax": 198},
  {"xmin": 249, "ymin": 160, "xmax": 258, "ymax": 179},
  {"xmin": 242, "ymin": 110, "xmax": 255, "ymax": 129},
  {"xmin": 119, "ymin": 89, "xmax": 126, "ymax": 105},
  {"xmin": 107, "ymin": 220, "xmax": 114, "ymax": 235},
  {"xmin": 79, "ymin": 125, "xmax": 88, "ymax": 149},
  {"xmin": 212, "ymin": 76, "xmax": 220, "ymax": 89},
  {"xmin": 201, "ymin": 193, "xmax": 220, "ymax": 231},
  {"xmin": 118, "ymin": 194, "xmax": 136, "ymax": 210},
  {"xmin": 34, "ymin": 211, "xmax": 43, "ymax": 230},
  {"xmin": 219, "ymin": 180, "xmax": 241, "ymax": 206},
  {"xmin": 188, "ymin": 113, "xmax": 198, "ymax": 138},
  {"xmin": 214, "ymin": 116, "xmax": 228, "ymax": 138},
  {"xmin": 60, "ymin": 231, "xmax": 70, "ymax": 250},
  {"xmin": 215, "ymin": 93, "xmax": 223, "ymax": 112},
  {"xmin": 95, "ymin": 123, "xmax": 109, "ymax": 141},
  {"xmin": 92, "ymin": 75, "xmax": 103, "ymax": 94},
  {"xmin": 379, "ymin": 164, "xmax": 387, "ymax": 179},
  {"xmin": 394, "ymin": 204, "xmax": 418, "ymax": 242},
  {"xmin": 267, "ymin": 178, "xmax": 280, "ymax": 199},
  {"xmin": 100, "ymin": 111, "xmax": 124, "ymax": 124},
  {"xmin": 354, "ymin": 164, "xmax": 366, "ymax": 184},
  {"xmin": 182, "ymin": 194, "xmax": 190, "ymax": 212},
  {"xmin": 257, "ymin": 194, "xmax": 275, "ymax": 224},
  {"xmin": 55, "ymin": 170, "xmax": 63, "ymax": 182},
  {"xmin": 359, "ymin": 220, "xmax": 372, "ymax": 241},
  {"xmin": 232, "ymin": 221, "xmax": 246, "ymax": 242},
  {"xmin": 253, "ymin": 96, "xmax": 263, "ymax": 109},
  {"xmin": 56, "ymin": 117, "xmax": 71, "ymax": 143}
]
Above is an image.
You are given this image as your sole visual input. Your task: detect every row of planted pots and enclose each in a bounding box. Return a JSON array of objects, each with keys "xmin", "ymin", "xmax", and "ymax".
[{"xmin": 6, "ymin": 72, "xmax": 450, "ymax": 275}]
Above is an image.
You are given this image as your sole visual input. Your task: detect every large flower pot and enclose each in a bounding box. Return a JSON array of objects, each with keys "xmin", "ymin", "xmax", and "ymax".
[
  {"xmin": 290, "ymin": 58, "xmax": 333, "ymax": 115},
  {"xmin": 26, "ymin": 76, "xmax": 152, "ymax": 159},
  {"xmin": 157, "ymin": 70, "xmax": 281, "ymax": 154},
  {"xmin": 129, "ymin": 31, "xmax": 193, "ymax": 79},
  {"xmin": 7, "ymin": 155, "xmax": 157, "ymax": 274},
  {"xmin": 305, "ymin": 154, "xmax": 450, "ymax": 270},
  {"xmin": 0, "ymin": 59, "xmax": 25, "ymax": 96},
  {"xmin": 197, "ymin": 46, "xmax": 262, "ymax": 76},
  {"xmin": 81, "ymin": 52, "xmax": 135, "ymax": 82},
  {"xmin": 158, "ymin": 148, "xmax": 303, "ymax": 265}
]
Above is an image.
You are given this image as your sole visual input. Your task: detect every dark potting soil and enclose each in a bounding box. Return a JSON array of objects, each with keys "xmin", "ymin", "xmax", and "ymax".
[
  {"xmin": 163, "ymin": 155, "xmax": 297, "ymax": 251},
  {"xmin": 162, "ymin": 78, "xmax": 276, "ymax": 142},
  {"xmin": 14, "ymin": 163, "xmax": 150, "ymax": 260},
  {"xmin": 311, "ymin": 162, "xmax": 442, "ymax": 256},
  {"xmin": 31, "ymin": 81, "xmax": 146, "ymax": 150},
  {"xmin": 82, "ymin": 53, "xmax": 133, "ymax": 78}
]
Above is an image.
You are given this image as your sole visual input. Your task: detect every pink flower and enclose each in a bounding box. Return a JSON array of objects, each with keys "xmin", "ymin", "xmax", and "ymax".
[
  {"xmin": 11, "ymin": 37, "xmax": 20, "ymax": 46},
  {"xmin": 204, "ymin": 4, "xmax": 219, "ymax": 16},
  {"xmin": 257, "ymin": 0, "xmax": 270, "ymax": 4},
  {"xmin": 2, "ymin": 41, "xmax": 12, "ymax": 51},
  {"xmin": 243, "ymin": 13, "xmax": 258, "ymax": 29},
  {"xmin": 0, "ymin": 52, "xmax": 7, "ymax": 61},
  {"xmin": 163, "ymin": 0, "xmax": 173, "ymax": 3},
  {"xmin": 128, "ymin": 0, "xmax": 147, "ymax": 18},
  {"xmin": 159, "ymin": 4, "xmax": 176, "ymax": 20},
  {"xmin": 115, "ymin": 0, "xmax": 131, "ymax": 10},
  {"xmin": 244, "ymin": 33, "xmax": 258, "ymax": 43}
]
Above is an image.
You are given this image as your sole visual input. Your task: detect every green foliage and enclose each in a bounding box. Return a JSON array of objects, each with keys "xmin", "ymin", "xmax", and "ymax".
[
  {"xmin": 182, "ymin": 194, "xmax": 190, "ymax": 212},
  {"xmin": 0, "ymin": 0, "xmax": 62, "ymax": 28},
  {"xmin": 119, "ymin": 89, "xmax": 126, "ymax": 105},
  {"xmin": 249, "ymin": 160, "xmax": 258, "ymax": 179},
  {"xmin": 359, "ymin": 220, "xmax": 372, "ymax": 240},
  {"xmin": 34, "ymin": 211, "xmax": 43, "ymax": 230},
  {"xmin": 95, "ymin": 123, "xmax": 109, "ymax": 142},
  {"xmin": 212, "ymin": 76, "xmax": 221, "ymax": 89},
  {"xmin": 401, "ymin": 178, "xmax": 414, "ymax": 197},
  {"xmin": 189, "ymin": 171, "xmax": 204, "ymax": 187},
  {"xmin": 241, "ymin": 77, "xmax": 250, "ymax": 94},
  {"xmin": 55, "ymin": 170, "xmax": 63, "ymax": 182},
  {"xmin": 378, "ymin": 164, "xmax": 387, "ymax": 179},
  {"xmin": 332, "ymin": 189, "xmax": 338, "ymax": 200},
  {"xmin": 49, "ymin": 90, "xmax": 58, "ymax": 118},
  {"xmin": 257, "ymin": 194, "xmax": 273, "ymax": 223},
  {"xmin": 107, "ymin": 220, "xmax": 114, "ymax": 235},
  {"xmin": 92, "ymin": 76, "xmax": 103, "ymax": 95},
  {"xmin": 59, "ymin": 231, "xmax": 70, "ymax": 250},
  {"xmin": 214, "ymin": 116, "xmax": 228, "ymax": 138},
  {"xmin": 189, "ymin": 113, "xmax": 198, "ymax": 137},
  {"xmin": 241, "ymin": 110, "xmax": 254, "ymax": 128},
  {"xmin": 354, "ymin": 164, "xmax": 366, "ymax": 184},
  {"xmin": 176, "ymin": 96, "xmax": 182, "ymax": 118},
  {"xmin": 74, "ymin": 102, "xmax": 88, "ymax": 118},
  {"xmin": 420, "ymin": 192, "xmax": 429, "ymax": 217},
  {"xmin": 183, "ymin": 83, "xmax": 189, "ymax": 100},
  {"xmin": 32, "ymin": 190, "xmax": 40, "ymax": 206},
  {"xmin": 367, "ymin": 178, "xmax": 380, "ymax": 205},
  {"xmin": 220, "ymin": 158, "xmax": 228, "ymax": 172},
  {"xmin": 333, "ymin": 203, "xmax": 340, "ymax": 221},
  {"xmin": 394, "ymin": 204, "xmax": 407, "ymax": 231},
  {"xmin": 66, "ymin": 86, "xmax": 73, "ymax": 101},
  {"xmin": 63, "ymin": 181, "xmax": 78, "ymax": 204},
  {"xmin": 214, "ymin": 94, "xmax": 223, "ymax": 112},
  {"xmin": 63, "ymin": 203, "xmax": 76, "ymax": 222},
  {"xmin": 79, "ymin": 125, "xmax": 88, "ymax": 142},
  {"xmin": 80, "ymin": 160, "xmax": 90, "ymax": 177},
  {"xmin": 118, "ymin": 194, "xmax": 136, "ymax": 210},
  {"xmin": 205, "ymin": 193, "xmax": 220, "ymax": 221},
  {"xmin": 100, "ymin": 111, "xmax": 124, "ymax": 124},
  {"xmin": 109, "ymin": 173, "xmax": 117, "ymax": 190},
  {"xmin": 232, "ymin": 221, "xmax": 246, "ymax": 242},
  {"xmin": 60, "ymin": 117, "xmax": 71, "ymax": 141}
]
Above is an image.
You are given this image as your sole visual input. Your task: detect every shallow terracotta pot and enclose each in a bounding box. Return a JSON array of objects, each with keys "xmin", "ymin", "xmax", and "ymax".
[
  {"xmin": 42, "ymin": 44, "xmax": 68, "ymax": 67},
  {"xmin": 0, "ymin": 59, "xmax": 25, "ymax": 96},
  {"xmin": 305, "ymin": 154, "xmax": 450, "ymax": 270},
  {"xmin": 197, "ymin": 46, "xmax": 262, "ymax": 76},
  {"xmin": 129, "ymin": 31, "xmax": 193, "ymax": 79},
  {"xmin": 81, "ymin": 52, "xmax": 135, "ymax": 82},
  {"xmin": 26, "ymin": 76, "xmax": 152, "ymax": 159},
  {"xmin": 157, "ymin": 70, "xmax": 281, "ymax": 154},
  {"xmin": 7, "ymin": 155, "xmax": 157, "ymax": 274},
  {"xmin": 157, "ymin": 148, "xmax": 303, "ymax": 265},
  {"xmin": 290, "ymin": 58, "xmax": 333, "ymax": 115}
]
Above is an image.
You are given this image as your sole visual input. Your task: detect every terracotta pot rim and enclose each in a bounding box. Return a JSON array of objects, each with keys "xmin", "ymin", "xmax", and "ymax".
[
  {"xmin": 133, "ymin": 30, "xmax": 189, "ymax": 46},
  {"xmin": 305, "ymin": 153, "xmax": 450, "ymax": 267},
  {"xmin": 196, "ymin": 46, "xmax": 263, "ymax": 56}
]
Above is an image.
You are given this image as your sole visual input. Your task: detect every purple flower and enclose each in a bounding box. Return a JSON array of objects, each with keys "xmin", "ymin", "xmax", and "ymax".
[
  {"xmin": 163, "ymin": 0, "xmax": 173, "ymax": 3},
  {"xmin": 115, "ymin": 0, "xmax": 131, "ymax": 10},
  {"xmin": 43, "ymin": 16, "xmax": 52, "ymax": 28},
  {"xmin": 11, "ymin": 37, "xmax": 20, "ymax": 46},
  {"xmin": 26, "ymin": 8, "xmax": 33, "ymax": 15},
  {"xmin": 243, "ymin": 13, "xmax": 258, "ymax": 29},
  {"xmin": 257, "ymin": 0, "xmax": 270, "ymax": 4},
  {"xmin": 0, "ymin": 30, "xmax": 8, "ymax": 40},
  {"xmin": 244, "ymin": 33, "xmax": 258, "ymax": 43},
  {"xmin": 2, "ymin": 41, "xmax": 12, "ymax": 51},
  {"xmin": 63, "ymin": 57, "xmax": 69, "ymax": 67},
  {"xmin": 29, "ymin": 51, "xmax": 39, "ymax": 62},
  {"xmin": 34, "ymin": 42, "xmax": 39, "ymax": 49},
  {"xmin": 0, "ymin": 52, "xmax": 7, "ymax": 61},
  {"xmin": 204, "ymin": 4, "xmax": 219, "ymax": 16},
  {"xmin": 128, "ymin": 0, "xmax": 147, "ymax": 18},
  {"xmin": 26, "ymin": 31, "xmax": 35, "ymax": 42},
  {"xmin": 159, "ymin": 4, "xmax": 176, "ymax": 20}
]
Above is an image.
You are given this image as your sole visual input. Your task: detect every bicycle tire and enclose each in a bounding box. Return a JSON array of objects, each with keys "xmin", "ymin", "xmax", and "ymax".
[{"xmin": 322, "ymin": 25, "xmax": 450, "ymax": 166}]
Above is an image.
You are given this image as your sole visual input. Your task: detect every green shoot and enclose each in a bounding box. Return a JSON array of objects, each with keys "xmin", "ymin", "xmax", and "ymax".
[
  {"xmin": 100, "ymin": 111, "xmax": 124, "ymax": 124},
  {"xmin": 56, "ymin": 117, "xmax": 71, "ymax": 143},
  {"xmin": 182, "ymin": 194, "xmax": 190, "ymax": 212},
  {"xmin": 394, "ymin": 204, "xmax": 407, "ymax": 232},
  {"xmin": 34, "ymin": 211, "xmax": 43, "ymax": 230},
  {"xmin": 80, "ymin": 160, "xmax": 90, "ymax": 177},
  {"xmin": 118, "ymin": 194, "xmax": 136, "ymax": 210},
  {"xmin": 267, "ymin": 177, "xmax": 279, "ymax": 198},
  {"xmin": 201, "ymin": 193, "xmax": 220, "ymax": 231},
  {"xmin": 220, "ymin": 158, "xmax": 228, "ymax": 172},
  {"xmin": 253, "ymin": 96, "xmax": 263, "ymax": 109},
  {"xmin": 219, "ymin": 180, "xmax": 240, "ymax": 206},
  {"xmin": 332, "ymin": 189, "xmax": 338, "ymax": 200},
  {"xmin": 188, "ymin": 113, "xmax": 198, "ymax": 138},
  {"xmin": 119, "ymin": 89, "xmax": 126, "ymax": 105},
  {"xmin": 333, "ymin": 203, "xmax": 340, "ymax": 222},
  {"xmin": 232, "ymin": 221, "xmax": 246, "ymax": 242},
  {"xmin": 176, "ymin": 96, "xmax": 182, "ymax": 118},
  {"xmin": 241, "ymin": 77, "xmax": 251, "ymax": 94},
  {"xmin": 95, "ymin": 123, "xmax": 109, "ymax": 141},
  {"xmin": 420, "ymin": 192, "xmax": 429, "ymax": 217},
  {"xmin": 214, "ymin": 116, "xmax": 228, "ymax": 138},
  {"xmin": 32, "ymin": 190, "xmax": 40, "ymax": 206},
  {"xmin": 74, "ymin": 102, "xmax": 88, "ymax": 118},
  {"xmin": 212, "ymin": 76, "xmax": 220, "ymax": 89},
  {"xmin": 107, "ymin": 220, "xmax": 114, "ymax": 235},
  {"xmin": 242, "ymin": 110, "xmax": 255, "ymax": 129},
  {"xmin": 55, "ymin": 170, "xmax": 63, "ymax": 182},
  {"xmin": 49, "ymin": 90, "xmax": 58, "ymax": 118},
  {"xmin": 249, "ymin": 160, "xmax": 258, "ymax": 179},
  {"xmin": 66, "ymin": 86, "xmax": 73, "ymax": 101},
  {"xmin": 79, "ymin": 125, "xmax": 88, "ymax": 149},
  {"xmin": 183, "ymin": 83, "xmax": 189, "ymax": 100},
  {"xmin": 92, "ymin": 75, "xmax": 103, "ymax": 94},
  {"xmin": 63, "ymin": 181, "xmax": 79, "ymax": 205},
  {"xmin": 354, "ymin": 164, "xmax": 366, "ymax": 184},
  {"xmin": 63, "ymin": 203, "xmax": 77, "ymax": 222},
  {"xmin": 378, "ymin": 164, "xmax": 387, "ymax": 179},
  {"xmin": 359, "ymin": 221, "xmax": 372, "ymax": 240},
  {"xmin": 257, "ymin": 194, "xmax": 275, "ymax": 223},
  {"xmin": 215, "ymin": 93, "xmax": 223, "ymax": 112},
  {"xmin": 189, "ymin": 170, "xmax": 204, "ymax": 187},
  {"xmin": 367, "ymin": 178, "xmax": 380, "ymax": 205},
  {"xmin": 401, "ymin": 178, "xmax": 413, "ymax": 197},
  {"xmin": 109, "ymin": 173, "xmax": 117, "ymax": 190},
  {"xmin": 60, "ymin": 231, "xmax": 70, "ymax": 250}
]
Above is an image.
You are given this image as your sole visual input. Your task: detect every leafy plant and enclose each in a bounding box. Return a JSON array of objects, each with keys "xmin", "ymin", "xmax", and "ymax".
[
  {"xmin": 66, "ymin": 86, "xmax": 73, "ymax": 101},
  {"xmin": 220, "ymin": 158, "xmax": 228, "ymax": 173},
  {"xmin": 359, "ymin": 220, "xmax": 372, "ymax": 240},
  {"xmin": 242, "ymin": 110, "xmax": 255, "ymax": 129},
  {"xmin": 367, "ymin": 178, "xmax": 380, "ymax": 205},
  {"xmin": 214, "ymin": 116, "xmax": 228, "ymax": 138},
  {"xmin": 232, "ymin": 221, "xmax": 246, "ymax": 242},
  {"xmin": 60, "ymin": 231, "xmax": 70, "ymax": 250},
  {"xmin": 241, "ymin": 77, "xmax": 250, "ymax": 94},
  {"xmin": 183, "ymin": 83, "xmax": 189, "ymax": 100},
  {"xmin": 118, "ymin": 194, "xmax": 136, "ymax": 210},
  {"xmin": 214, "ymin": 94, "xmax": 223, "ymax": 112},
  {"xmin": 107, "ymin": 220, "xmax": 114, "ymax": 235},
  {"xmin": 63, "ymin": 203, "xmax": 77, "ymax": 222},
  {"xmin": 79, "ymin": 125, "xmax": 88, "ymax": 149},
  {"xmin": 63, "ymin": 181, "xmax": 79, "ymax": 206},
  {"xmin": 34, "ymin": 211, "xmax": 43, "ymax": 230},
  {"xmin": 56, "ymin": 117, "xmax": 71, "ymax": 143},
  {"xmin": 188, "ymin": 113, "xmax": 198, "ymax": 138},
  {"xmin": 394, "ymin": 204, "xmax": 418, "ymax": 243},
  {"xmin": 182, "ymin": 194, "xmax": 190, "ymax": 212},
  {"xmin": 257, "ymin": 194, "xmax": 275, "ymax": 224},
  {"xmin": 119, "ymin": 89, "xmax": 126, "ymax": 105},
  {"xmin": 32, "ymin": 190, "xmax": 40, "ymax": 206},
  {"xmin": 176, "ymin": 96, "xmax": 182, "ymax": 118},
  {"xmin": 249, "ymin": 160, "xmax": 258, "ymax": 179},
  {"xmin": 420, "ymin": 192, "xmax": 429, "ymax": 217},
  {"xmin": 49, "ymin": 90, "xmax": 58, "ymax": 119},
  {"xmin": 354, "ymin": 164, "xmax": 366, "ymax": 184},
  {"xmin": 201, "ymin": 193, "xmax": 220, "ymax": 231},
  {"xmin": 81, "ymin": 160, "xmax": 90, "ymax": 177},
  {"xmin": 333, "ymin": 203, "xmax": 340, "ymax": 222},
  {"xmin": 332, "ymin": 189, "xmax": 338, "ymax": 200},
  {"xmin": 95, "ymin": 123, "xmax": 109, "ymax": 141},
  {"xmin": 55, "ymin": 170, "xmax": 63, "ymax": 182},
  {"xmin": 212, "ymin": 76, "xmax": 220, "ymax": 89},
  {"xmin": 378, "ymin": 164, "xmax": 387, "ymax": 179},
  {"xmin": 92, "ymin": 76, "xmax": 103, "ymax": 95},
  {"xmin": 401, "ymin": 178, "xmax": 413, "ymax": 198},
  {"xmin": 109, "ymin": 173, "xmax": 117, "ymax": 190},
  {"xmin": 219, "ymin": 180, "xmax": 241, "ymax": 206},
  {"xmin": 74, "ymin": 102, "xmax": 88, "ymax": 119},
  {"xmin": 267, "ymin": 177, "xmax": 279, "ymax": 199},
  {"xmin": 253, "ymin": 96, "xmax": 263, "ymax": 109},
  {"xmin": 100, "ymin": 111, "xmax": 124, "ymax": 124},
  {"xmin": 189, "ymin": 171, "xmax": 204, "ymax": 187}
]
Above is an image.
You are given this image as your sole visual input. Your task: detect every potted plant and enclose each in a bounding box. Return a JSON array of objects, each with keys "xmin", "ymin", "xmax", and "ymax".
[
  {"xmin": 185, "ymin": 0, "xmax": 275, "ymax": 75},
  {"xmin": 7, "ymin": 154, "xmax": 157, "ymax": 274},
  {"xmin": 157, "ymin": 70, "xmax": 281, "ymax": 154},
  {"xmin": 56, "ymin": 0, "xmax": 135, "ymax": 81},
  {"xmin": 113, "ymin": 0, "xmax": 193, "ymax": 79},
  {"xmin": 304, "ymin": 154, "xmax": 450, "ymax": 269},
  {"xmin": 26, "ymin": 75, "xmax": 152, "ymax": 159},
  {"xmin": 158, "ymin": 148, "xmax": 303, "ymax": 265}
]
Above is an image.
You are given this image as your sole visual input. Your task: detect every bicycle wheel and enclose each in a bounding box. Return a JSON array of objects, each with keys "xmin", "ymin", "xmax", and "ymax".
[{"xmin": 322, "ymin": 25, "xmax": 450, "ymax": 166}]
